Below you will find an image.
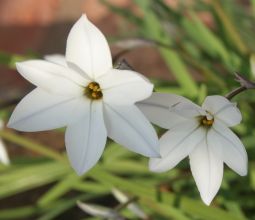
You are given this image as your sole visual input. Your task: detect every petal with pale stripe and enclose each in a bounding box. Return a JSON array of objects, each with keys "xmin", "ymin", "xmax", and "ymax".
[
  {"xmin": 66, "ymin": 14, "xmax": 112, "ymax": 79},
  {"xmin": 8, "ymin": 88, "xmax": 89, "ymax": 132},
  {"xmin": 212, "ymin": 121, "xmax": 248, "ymax": 176},
  {"xmin": 65, "ymin": 101, "xmax": 107, "ymax": 175},
  {"xmin": 149, "ymin": 120, "xmax": 205, "ymax": 172},
  {"xmin": 44, "ymin": 54, "xmax": 67, "ymax": 66},
  {"xmin": 98, "ymin": 69, "xmax": 153, "ymax": 105},
  {"xmin": 202, "ymin": 95, "xmax": 242, "ymax": 127},
  {"xmin": 190, "ymin": 137, "xmax": 223, "ymax": 205},
  {"xmin": 16, "ymin": 60, "xmax": 87, "ymax": 95},
  {"xmin": 103, "ymin": 104, "xmax": 159, "ymax": 157},
  {"xmin": 170, "ymin": 102, "xmax": 205, "ymax": 118},
  {"xmin": 137, "ymin": 93, "xmax": 189, "ymax": 129}
]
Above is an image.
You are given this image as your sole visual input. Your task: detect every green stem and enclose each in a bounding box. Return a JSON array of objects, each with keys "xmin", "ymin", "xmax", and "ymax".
[
  {"xmin": 225, "ymin": 86, "xmax": 247, "ymax": 100},
  {"xmin": 211, "ymin": 0, "xmax": 249, "ymax": 55},
  {"xmin": 0, "ymin": 131, "xmax": 66, "ymax": 162},
  {"xmin": 115, "ymin": 196, "xmax": 138, "ymax": 211},
  {"xmin": 225, "ymin": 73, "xmax": 255, "ymax": 99}
]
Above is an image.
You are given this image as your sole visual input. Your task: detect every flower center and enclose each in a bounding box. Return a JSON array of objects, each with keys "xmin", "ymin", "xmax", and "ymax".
[
  {"xmin": 200, "ymin": 116, "xmax": 214, "ymax": 127},
  {"xmin": 85, "ymin": 82, "xmax": 103, "ymax": 100}
]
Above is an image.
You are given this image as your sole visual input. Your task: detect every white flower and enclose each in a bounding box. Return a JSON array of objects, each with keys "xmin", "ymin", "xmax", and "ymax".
[
  {"xmin": 137, "ymin": 93, "xmax": 248, "ymax": 205},
  {"xmin": 7, "ymin": 14, "xmax": 159, "ymax": 175},
  {"xmin": 77, "ymin": 201, "xmax": 122, "ymax": 219},
  {"xmin": 0, "ymin": 120, "xmax": 10, "ymax": 165}
]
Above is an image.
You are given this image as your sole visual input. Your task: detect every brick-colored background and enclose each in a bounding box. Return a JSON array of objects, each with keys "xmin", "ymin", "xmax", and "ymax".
[{"xmin": 0, "ymin": 0, "xmax": 174, "ymax": 104}]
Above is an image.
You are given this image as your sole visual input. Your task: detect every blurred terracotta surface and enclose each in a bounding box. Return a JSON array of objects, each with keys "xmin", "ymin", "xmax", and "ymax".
[
  {"xmin": 0, "ymin": 0, "xmax": 174, "ymax": 105},
  {"xmin": 0, "ymin": 0, "xmax": 210, "ymax": 107},
  {"xmin": 0, "ymin": 0, "xmax": 59, "ymax": 26},
  {"xmin": 0, "ymin": 67, "xmax": 32, "ymax": 102},
  {"xmin": 0, "ymin": 0, "xmax": 129, "ymax": 51}
]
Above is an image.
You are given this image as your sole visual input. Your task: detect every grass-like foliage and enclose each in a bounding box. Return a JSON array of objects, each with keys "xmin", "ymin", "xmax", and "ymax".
[{"xmin": 0, "ymin": 0, "xmax": 255, "ymax": 219}]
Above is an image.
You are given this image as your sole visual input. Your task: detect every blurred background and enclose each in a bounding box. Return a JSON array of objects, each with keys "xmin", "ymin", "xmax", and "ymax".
[{"xmin": 0, "ymin": 0, "xmax": 255, "ymax": 219}]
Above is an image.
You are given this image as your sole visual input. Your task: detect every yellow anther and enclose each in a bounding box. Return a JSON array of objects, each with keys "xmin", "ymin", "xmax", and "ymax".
[
  {"xmin": 201, "ymin": 116, "xmax": 214, "ymax": 127},
  {"xmin": 88, "ymin": 84, "xmax": 94, "ymax": 89},
  {"xmin": 92, "ymin": 85, "xmax": 98, "ymax": 91},
  {"xmin": 85, "ymin": 82, "xmax": 103, "ymax": 100},
  {"xmin": 91, "ymin": 92, "xmax": 97, "ymax": 98}
]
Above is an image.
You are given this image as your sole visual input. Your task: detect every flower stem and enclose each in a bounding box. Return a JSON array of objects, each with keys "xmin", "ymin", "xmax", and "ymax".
[
  {"xmin": 115, "ymin": 59, "xmax": 253, "ymax": 101},
  {"xmin": 225, "ymin": 73, "xmax": 255, "ymax": 100},
  {"xmin": 225, "ymin": 86, "xmax": 247, "ymax": 100},
  {"xmin": 0, "ymin": 130, "xmax": 66, "ymax": 162},
  {"xmin": 115, "ymin": 196, "xmax": 138, "ymax": 211}
]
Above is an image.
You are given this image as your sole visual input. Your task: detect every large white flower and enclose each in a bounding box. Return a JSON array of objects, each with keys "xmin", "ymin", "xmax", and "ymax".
[
  {"xmin": 0, "ymin": 120, "xmax": 10, "ymax": 165},
  {"xmin": 137, "ymin": 93, "xmax": 248, "ymax": 205},
  {"xmin": 7, "ymin": 15, "xmax": 159, "ymax": 175}
]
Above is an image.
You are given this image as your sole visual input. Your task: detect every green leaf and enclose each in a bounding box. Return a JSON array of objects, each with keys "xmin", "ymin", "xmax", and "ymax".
[
  {"xmin": 182, "ymin": 12, "xmax": 230, "ymax": 66},
  {"xmin": 0, "ymin": 131, "xmax": 66, "ymax": 162},
  {"xmin": 0, "ymin": 161, "xmax": 69, "ymax": 199},
  {"xmin": 38, "ymin": 194, "xmax": 107, "ymax": 220},
  {"xmin": 210, "ymin": 0, "xmax": 249, "ymax": 55},
  {"xmin": 0, "ymin": 206, "xmax": 38, "ymax": 219},
  {"xmin": 37, "ymin": 173, "xmax": 82, "ymax": 206},
  {"xmin": 134, "ymin": 0, "xmax": 198, "ymax": 97}
]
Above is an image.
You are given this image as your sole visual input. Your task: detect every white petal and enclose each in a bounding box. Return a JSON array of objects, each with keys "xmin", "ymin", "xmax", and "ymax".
[
  {"xmin": 77, "ymin": 201, "xmax": 119, "ymax": 218},
  {"xmin": 98, "ymin": 69, "xmax": 153, "ymax": 105},
  {"xmin": 44, "ymin": 54, "xmax": 67, "ymax": 66},
  {"xmin": 8, "ymin": 88, "xmax": 89, "ymax": 132},
  {"xmin": 212, "ymin": 121, "xmax": 248, "ymax": 176},
  {"xmin": 0, "ymin": 139, "xmax": 10, "ymax": 165},
  {"xmin": 65, "ymin": 101, "xmax": 107, "ymax": 175},
  {"xmin": 103, "ymin": 104, "xmax": 159, "ymax": 157},
  {"xmin": 137, "ymin": 93, "xmax": 189, "ymax": 129},
  {"xmin": 16, "ymin": 60, "xmax": 87, "ymax": 95},
  {"xmin": 112, "ymin": 188, "xmax": 147, "ymax": 219},
  {"xmin": 149, "ymin": 120, "xmax": 205, "ymax": 172},
  {"xmin": 66, "ymin": 14, "xmax": 112, "ymax": 79},
  {"xmin": 189, "ymin": 137, "xmax": 223, "ymax": 205},
  {"xmin": 202, "ymin": 95, "xmax": 242, "ymax": 127},
  {"xmin": 170, "ymin": 102, "xmax": 205, "ymax": 118},
  {"xmin": 206, "ymin": 128, "xmax": 222, "ymax": 159}
]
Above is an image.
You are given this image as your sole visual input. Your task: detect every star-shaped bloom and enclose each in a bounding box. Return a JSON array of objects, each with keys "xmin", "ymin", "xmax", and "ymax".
[
  {"xmin": 0, "ymin": 120, "xmax": 10, "ymax": 165},
  {"xmin": 137, "ymin": 93, "xmax": 248, "ymax": 205},
  {"xmin": 7, "ymin": 15, "xmax": 159, "ymax": 175}
]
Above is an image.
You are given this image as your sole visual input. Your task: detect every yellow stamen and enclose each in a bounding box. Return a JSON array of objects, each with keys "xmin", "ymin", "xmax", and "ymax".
[
  {"xmin": 85, "ymin": 82, "xmax": 103, "ymax": 100},
  {"xmin": 201, "ymin": 116, "xmax": 214, "ymax": 126}
]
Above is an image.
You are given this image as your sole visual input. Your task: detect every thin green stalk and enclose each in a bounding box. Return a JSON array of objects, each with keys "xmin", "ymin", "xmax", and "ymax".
[
  {"xmin": 225, "ymin": 86, "xmax": 247, "ymax": 100},
  {"xmin": 225, "ymin": 73, "xmax": 255, "ymax": 99},
  {"xmin": 89, "ymin": 168, "xmax": 190, "ymax": 220},
  {"xmin": 211, "ymin": 0, "xmax": 249, "ymax": 55},
  {"xmin": 90, "ymin": 167, "xmax": 246, "ymax": 220},
  {"xmin": 37, "ymin": 173, "xmax": 83, "ymax": 206},
  {"xmin": 0, "ymin": 131, "xmax": 66, "ymax": 162},
  {"xmin": 0, "ymin": 206, "xmax": 39, "ymax": 219},
  {"xmin": 0, "ymin": 51, "xmax": 31, "ymax": 69},
  {"xmin": 38, "ymin": 194, "xmax": 108, "ymax": 220}
]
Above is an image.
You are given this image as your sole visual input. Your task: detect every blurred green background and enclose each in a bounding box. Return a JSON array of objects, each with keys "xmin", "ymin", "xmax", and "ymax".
[{"xmin": 0, "ymin": 0, "xmax": 255, "ymax": 219}]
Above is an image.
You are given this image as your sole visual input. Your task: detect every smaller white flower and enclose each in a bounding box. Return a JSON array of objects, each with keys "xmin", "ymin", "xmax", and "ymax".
[
  {"xmin": 0, "ymin": 120, "xmax": 10, "ymax": 165},
  {"xmin": 138, "ymin": 93, "xmax": 248, "ymax": 205}
]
